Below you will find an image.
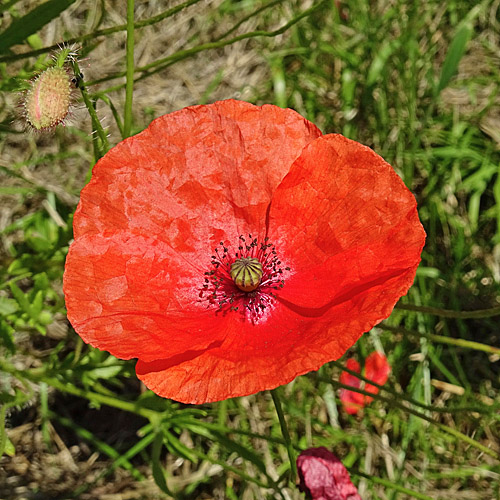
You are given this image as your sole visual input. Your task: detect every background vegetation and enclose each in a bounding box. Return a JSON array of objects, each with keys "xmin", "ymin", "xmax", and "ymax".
[{"xmin": 0, "ymin": 0, "xmax": 499, "ymax": 498}]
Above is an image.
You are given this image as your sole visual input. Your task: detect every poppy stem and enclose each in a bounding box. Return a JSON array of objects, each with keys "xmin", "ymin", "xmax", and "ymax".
[
  {"xmin": 395, "ymin": 302, "xmax": 500, "ymax": 319},
  {"xmin": 382, "ymin": 323, "xmax": 500, "ymax": 356},
  {"xmin": 70, "ymin": 59, "xmax": 110, "ymax": 157},
  {"xmin": 123, "ymin": 0, "xmax": 135, "ymax": 138},
  {"xmin": 270, "ymin": 388, "xmax": 297, "ymax": 483}
]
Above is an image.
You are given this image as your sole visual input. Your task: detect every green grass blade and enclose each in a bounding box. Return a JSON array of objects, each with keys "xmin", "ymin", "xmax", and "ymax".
[
  {"xmin": 395, "ymin": 302, "xmax": 500, "ymax": 319},
  {"xmin": 0, "ymin": 0, "xmax": 77, "ymax": 53},
  {"xmin": 0, "ymin": 0, "xmax": 204, "ymax": 63},
  {"xmin": 51, "ymin": 412, "xmax": 144, "ymax": 480},
  {"xmin": 366, "ymin": 40, "xmax": 400, "ymax": 87},
  {"xmin": 437, "ymin": 22, "xmax": 472, "ymax": 93},
  {"xmin": 0, "ymin": 0, "xmax": 22, "ymax": 16},
  {"xmin": 353, "ymin": 471, "xmax": 435, "ymax": 500},
  {"xmin": 151, "ymin": 431, "xmax": 175, "ymax": 496},
  {"xmin": 0, "ymin": 405, "xmax": 8, "ymax": 457},
  {"xmin": 436, "ymin": 3, "xmax": 482, "ymax": 94},
  {"xmin": 123, "ymin": 0, "xmax": 135, "ymax": 138}
]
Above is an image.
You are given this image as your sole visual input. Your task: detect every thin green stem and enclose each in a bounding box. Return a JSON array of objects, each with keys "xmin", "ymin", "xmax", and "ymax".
[
  {"xmin": 328, "ymin": 359, "xmax": 498, "ymax": 415},
  {"xmin": 271, "ymin": 388, "xmax": 297, "ymax": 482},
  {"xmin": 98, "ymin": 95, "xmax": 124, "ymax": 138},
  {"xmin": 46, "ymin": 377, "xmax": 157, "ymax": 420},
  {"xmin": 325, "ymin": 377, "xmax": 499, "ymax": 460},
  {"xmin": 70, "ymin": 60, "xmax": 110, "ymax": 157},
  {"xmin": 51, "ymin": 411, "xmax": 145, "ymax": 480},
  {"xmin": 382, "ymin": 323, "xmax": 500, "ymax": 356},
  {"xmin": 123, "ymin": 0, "xmax": 135, "ymax": 138},
  {"xmin": 163, "ymin": 429, "xmax": 273, "ymax": 490},
  {"xmin": 87, "ymin": 0, "xmax": 327, "ymax": 88},
  {"xmin": 72, "ymin": 431, "xmax": 154, "ymax": 497},
  {"xmin": 0, "ymin": 0, "xmax": 203, "ymax": 64},
  {"xmin": 428, "ymin": 332, "xmax": 500, "ymax": 355},
  {"xmin": 215, "ymin": 0, "xmax": 284, "ymax": 41},
  {"xmin": 396, "ymin": 302, "xmax": 500, "ymax": 319},
  {"xmin": 352, "ymin": 471, "xmax": 435, "ymax": 500},
  {"xmin": 0, "ymin": 359, "xmax": 157, "ymax": 421},
  {"xmin": 0, "ymin": 272, "xmax": 33, "ymax": 289}
]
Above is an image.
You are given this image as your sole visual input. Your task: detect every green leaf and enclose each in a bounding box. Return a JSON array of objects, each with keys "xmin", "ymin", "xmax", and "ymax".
[
  {"xmin": 164, "ymin": 429, "xmax": 199, "ymax": 464},
  {"xmin": 33, "ymin": 273, "xmax": 50, "ymax": 292},
  {"xmin": 31, "ymin": 290, "xmax": 43, "ymax": 319},
  {"xmin": 415, "ymin": 267, "xmax": 441, "ymax": 279},
  {"xmin": 437, "ymin": 23, "xmax": 473, "ymax": 93},
  {"xmin": 436, "ymin": 4, "xmax": 483, "ymax": 94},
  {"xmin": 0, "ymin": 0, "xmax": 77, "ymax": 53},
  {"xmin": 9, "ymin": 282, "xmax": 32, "ymax": 317},
  {"xmin": 0, "ymin": 405, "xmax": 12, "ymax": 457},
  {"xmin": 84, "ymin": 364, "xmax": 123, "ymax": 381},
  {"xmin": 3, "ymin": 436, "xmax": 15, "ymax": 457},
  {"xmin": 0, "ymin": 321, "xmax": 15, "ymax": 353},
  {"xmin": 0, "ymin": 296, "xmax": 19, "ymax": 316},
  {"xmin": 151, "ymin": 432, "xmax": 174, "ymax": 496},
  {"xmin": 366, "ymin": 40, "xmax": 400, "ymax": 87}
]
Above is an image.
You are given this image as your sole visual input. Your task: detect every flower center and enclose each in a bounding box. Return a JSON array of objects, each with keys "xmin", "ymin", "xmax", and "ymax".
[
  {"xmin": 230, "ymin": 257, "xmax": 263, "ymax": 292},
  {"xmin": 198, "ymin": 234, "xmax": 289, "ymax": 322}
]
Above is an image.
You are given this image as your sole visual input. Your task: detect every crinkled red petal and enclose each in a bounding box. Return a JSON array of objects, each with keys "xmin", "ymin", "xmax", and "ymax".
[
  {"xmin": 135, "ymin": 298, "xmax": 369, "ymax": 403},
  {"xmin": 297, "ymin": 447, "xmax": 361, "ymax": 500},
  {"xmin": 64, "ymin": 100, "xmax": 424, "ymax": 404},
  {"xmin": 64, "ymin": 100, "xmax": 321, "ymax": 362},
  {"xmin": 269, "ymin": 134, "xmax": 425, "ymax": 312},
  {"xmin": 64, "ymin": 232, "xmax": 228, "ymax": 360},
  {"xmin": 136, "ymin": 133, "xmax": 424, "ymax": 403}
]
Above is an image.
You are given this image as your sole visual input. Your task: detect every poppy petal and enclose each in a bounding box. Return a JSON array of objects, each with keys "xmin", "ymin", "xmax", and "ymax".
[
  {"xmin": 269, "ymin": 134, "xmax": 425, "ymax": 313},
  {"xmin": 64, "ymin": 100, "xmax": 321, "ymax": 361},
  {"xmin": 339, "ymin": 358, "xmax": 365, "ymax": 415},
  {"xmin": 72, "ymin": 99, "xmax": 321, "ymax": 244},
  {"xmin": 363, "ymin": 351, "xmax": 391, "ymax": 401},
  {"xmin": 339, "ymin": 358, "xmax": 361, "ymax": 387},
  {"xmin": 135, "ymin": 299, "xmax": 364, "ymax": 403},
  {"xmin": 64, "ymin": 100, "xmax": 424, "ymax": 404},
  {"xmin": 339, "ymin": 352, "xmax": 391, "ymax": 414},
  {"xmin": 64, "ymin": 231, "xmax": 229, "ymax": 360},
  {"xmin": 364, "ymin": 351, "xmax": 391, "ymax": 388},
  {"xmin": 134, "ymin": 279, "xmax": 398, "ymax": 403}
]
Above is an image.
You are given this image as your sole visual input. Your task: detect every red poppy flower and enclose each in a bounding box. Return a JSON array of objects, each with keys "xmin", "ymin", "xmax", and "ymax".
[
  {"xmin": 297, "ymin": 447, "xmax": 361, "ymax": 500},
  {"xmin": 339, "ymin": 351, "xmax": 391, "ymax": 414},
  {"xmin": 63, "ymin": 100, "xmax": 425, "ymax": 404}
]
